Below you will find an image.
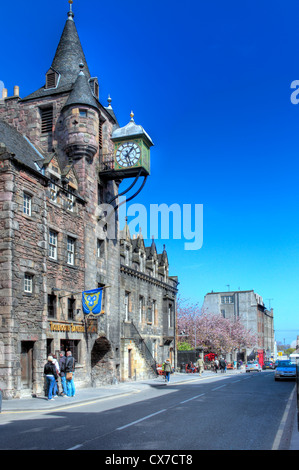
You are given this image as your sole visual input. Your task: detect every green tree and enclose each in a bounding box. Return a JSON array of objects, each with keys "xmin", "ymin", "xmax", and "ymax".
[{"xmin": 177, "ymin": 341, "xmax": 193, "ymax": 351}]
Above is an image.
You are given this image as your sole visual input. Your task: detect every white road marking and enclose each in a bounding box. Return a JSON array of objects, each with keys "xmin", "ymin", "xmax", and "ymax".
[
  {"xmin": 116, "ymin": 409, "xmax": 167, "ymax": 431},
  {"xmin": 68, "ymin": 444, "xmax": 83, "ymax": 450},
  {"xmin": 180, "ymin": 393, "xmax": 205, "ymax": 404},
  {"xmin": 211, "ymin": 384, "xmax": 227, "ymax": 391},
  {"xmin": 272, "ymin": 386, "xmax": 296, "ymax": 450}
]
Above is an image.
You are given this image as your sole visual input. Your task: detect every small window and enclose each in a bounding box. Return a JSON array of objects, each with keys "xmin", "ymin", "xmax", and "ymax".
[
  {"xmin": 24, "ymin": 274, "xmax": 33, "ymax": 293},
  {"xmin": 41, "ymin": 107, "xmax": 53, "ymax": 134},
  {"xmin": 139, "ymin": 296, "xmax": 144, "ymax": 323},
  {"xmin": 49, "ymin": 230, "xmax": 58, "ymax": 260},
  {"xmin": 152, "ymin": 300, "xmax": 156, "ymax": 324},
  {"xmin": 49, "ymin": 181, "xmax": 58, "ymax": 203},
  {"xmin": 48, "ymin": 294, "xmax": 57, "ymax": 318},
  {"xmin": 221, "ymin": 296, "xmax": 234, "ymax": 304},
  {"xmin": 67, "ymin": 237, "xmax": 75, "ymax": 265},
  {"xmin": 97, "ymin": 239, "xmax": 104, "ymax": 258},
  {"xmin": 68, "ymin": 297, "xmax": 76, "ymax": 320},
  {"xmin": 125, "ymin": 292, "xmax": 130, "ymax": 321},
  {"xmin": 168, "ymin": 304, "xmax": 173, "ymax": 328},
  {"xmin": 98, "ymin": 183, "xmax": 104, "ymax": 205},
  {"xmin": 46, "ymin": 69, "xmax": 58, "ymax": 89},
  {"xmin": 79, "ymin": 109, "xmax": 87, "ymax": 118},
  {"xmin": 66, "ymin": 190, "xmax": 75, "ymax": 212},
  {"xmin": 23, "ymin": 193, "xmax": 32, "ymax": 216}
]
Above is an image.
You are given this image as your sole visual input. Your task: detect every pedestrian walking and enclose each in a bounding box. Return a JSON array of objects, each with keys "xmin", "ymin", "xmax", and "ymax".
[
  {"xmin": 214, "ymin": 358, "xmax": 219, "ymax": 373},
  {"xmin": 162, "ymin": 358, "xmax": 172, "ymax": 384},
  {"xmin": 65, "ymin": 351, "xmax": 76, "ymax": 397},
  {"xmin": 59, "ymin": 351, "xmax": 68, "ymax": 396},
  {"xmin": 196, "ymin": 356, "xmax": 204, "ymax": 376},
  {"xmin": 44, "ymin": 356, "xmax": 58, "ymax": 401},
  {"xmin": 219, "ymin": 357, "xmax": 226, "ymax": 373}
]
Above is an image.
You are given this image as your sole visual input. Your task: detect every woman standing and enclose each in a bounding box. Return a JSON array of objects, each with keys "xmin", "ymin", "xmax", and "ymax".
[{"xmin": 44, "ymin": 356, "xmax": 58, "ymax": 401}]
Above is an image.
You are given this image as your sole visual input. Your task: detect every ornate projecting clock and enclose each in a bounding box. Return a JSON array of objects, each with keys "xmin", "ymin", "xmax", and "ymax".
[
  {"xmin": 99, "ymin": 111, "xmax": 153, "ymax": 207},
  {"xmin": 99, "ymin": 111, "xmax": 153, "ymax": 180},
  {"xmin": 115, "ymin": 142, "xmax": 141, "ymax": 168}
]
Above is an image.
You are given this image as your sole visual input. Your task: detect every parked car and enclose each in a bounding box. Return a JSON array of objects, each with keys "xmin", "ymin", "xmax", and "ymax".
[
  {"xmin": 274, "ymin": 361, "xmax": 296, "ymax": 381},
  {"xmin": 262, "ymin": 361, "xmax": 275, "ymax": 370},
  {"xmin": 246, "ymin": 361, "xmax": 262, "ymax": 372}
]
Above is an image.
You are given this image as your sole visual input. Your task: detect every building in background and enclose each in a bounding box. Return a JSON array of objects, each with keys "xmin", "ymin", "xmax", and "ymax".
[
  {"xmin": 0, "ymin": 5, "xmax": 178, "ymax": 398},
  {"xmin": 202, "ymin": 290, "xmax": 275, "ymax": 362}
]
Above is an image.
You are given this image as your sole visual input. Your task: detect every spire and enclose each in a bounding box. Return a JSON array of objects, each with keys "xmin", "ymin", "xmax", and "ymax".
[
  {"xmin": 22, "ymin": 3, "xmax": 91, "ymax": 102},
  {"xmin": 50, "ymin": 9, "xmax": 91, "ymax": 89}
]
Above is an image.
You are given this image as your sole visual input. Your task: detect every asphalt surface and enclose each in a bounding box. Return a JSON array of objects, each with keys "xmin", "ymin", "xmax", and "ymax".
[{"xmin": 1, "ymin": 369, "xmax": 298, "ymax": 450}]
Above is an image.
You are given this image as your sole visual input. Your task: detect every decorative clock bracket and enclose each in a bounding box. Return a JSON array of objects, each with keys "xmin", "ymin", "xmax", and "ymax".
[{"xmin": 99, "ymin": 111, "xmax": 153, "ymax": 213}]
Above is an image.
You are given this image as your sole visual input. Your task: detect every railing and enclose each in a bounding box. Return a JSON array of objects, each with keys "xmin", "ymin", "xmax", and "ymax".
[
  {"xmin": 100, "ymin": 158, "xmax": 115, "ymax": 171},
  {"xmin": 99, "ymin": 152, "xmax": 115, "ymax": 172},
  {"xmin": 123, "ymin": 320, "xmax": 158, "ymax": 376}
]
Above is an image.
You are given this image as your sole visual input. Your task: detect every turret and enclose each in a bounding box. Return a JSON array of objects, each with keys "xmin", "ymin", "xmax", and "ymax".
[{"xmin": 61, "ymin": 65, "xmax": 99, "ymax": 162}]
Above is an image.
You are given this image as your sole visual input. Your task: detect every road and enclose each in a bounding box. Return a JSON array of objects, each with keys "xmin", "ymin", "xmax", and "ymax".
[{"xmin": 0, "ymin": 370, "xmax": 295, "ymax": 451}]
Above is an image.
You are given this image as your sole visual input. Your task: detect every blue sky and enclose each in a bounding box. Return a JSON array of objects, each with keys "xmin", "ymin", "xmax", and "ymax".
[{"xmin": 1, "ymin": 0, "xmax": 298, "ymax": 345}]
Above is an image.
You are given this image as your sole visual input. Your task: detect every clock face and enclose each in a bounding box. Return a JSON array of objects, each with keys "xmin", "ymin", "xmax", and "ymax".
[{"xmin": 115, "ymin": 142, "xmax": 141, "ymax": 168}]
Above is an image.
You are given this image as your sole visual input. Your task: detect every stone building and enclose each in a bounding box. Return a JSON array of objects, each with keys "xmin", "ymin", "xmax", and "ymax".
[
  {"xmin": 0, "ymin": 6, "xmax": 178, "ymax": 398},
  {"xmin": 202, "ymin": 290, "xmax": 275, "ymax": 362}
]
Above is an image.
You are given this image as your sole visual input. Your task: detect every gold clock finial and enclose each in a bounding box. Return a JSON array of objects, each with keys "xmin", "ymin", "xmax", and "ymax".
[
  {"xmin": 69, "ymin": 0, "xmax": 73, "ymax": 11},
  {"xmin": 130, "ymin": 110, "xmax": 135, "ymax": 122}
]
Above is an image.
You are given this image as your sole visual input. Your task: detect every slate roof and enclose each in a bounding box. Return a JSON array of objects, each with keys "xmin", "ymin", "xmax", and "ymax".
[
  {"xmin": 22, "ymin": 12, "xmax": 90, "ymax": 102},
  {"xmin": 0, "ymin": 120, "xmax": 45, "ymax": 173},
  {"xmin": 111, "ymin": 117, "xmax": 154, "ymax": 147},
  {"xmin": 63, "ymin": 70, "xmax": 99, "ymax": 111},
  {"xmin": 21, "ymin": 11, "xmax": 118, "ymax": 126}
]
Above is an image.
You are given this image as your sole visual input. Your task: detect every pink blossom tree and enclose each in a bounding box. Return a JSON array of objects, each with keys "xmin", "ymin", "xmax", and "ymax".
[{"xmin": 177, "ymin": 298, "xmax": 256, "ymax": 355}]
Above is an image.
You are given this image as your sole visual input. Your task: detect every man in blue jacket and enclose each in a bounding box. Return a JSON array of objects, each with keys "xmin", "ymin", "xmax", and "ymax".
[{"xmin": 65, "ymin": 351, "xmax": 76, "ymax": 397}]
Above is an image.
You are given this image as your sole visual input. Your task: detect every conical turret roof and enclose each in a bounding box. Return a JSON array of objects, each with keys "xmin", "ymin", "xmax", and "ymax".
[
  {"xmin": 63, "ymin": 67, "xmax": 99, "ymax": 111},
  {"xmin": 22, "ymin": 11, "xmax": 91, "ymax": 101},
  {"xmin": 51, "ymin": 11, "xmax": 91, "ymax": 88}
]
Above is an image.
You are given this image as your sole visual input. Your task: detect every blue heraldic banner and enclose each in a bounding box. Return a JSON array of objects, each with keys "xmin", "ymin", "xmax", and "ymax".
[{"xmin": 82, "ymin": 288, "xmax": 103, "ymax": 316}]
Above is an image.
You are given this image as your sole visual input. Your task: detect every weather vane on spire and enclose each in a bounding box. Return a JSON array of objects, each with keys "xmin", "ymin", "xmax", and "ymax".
[{"xmin": 67, "ymin": 0, "xmax": 74, "ymax": 19}]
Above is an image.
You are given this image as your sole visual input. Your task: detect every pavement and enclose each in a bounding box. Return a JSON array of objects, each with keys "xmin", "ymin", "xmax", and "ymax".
[{"xmin": 1, "ymin": 369, "xmax": 298, "ymax": 450}]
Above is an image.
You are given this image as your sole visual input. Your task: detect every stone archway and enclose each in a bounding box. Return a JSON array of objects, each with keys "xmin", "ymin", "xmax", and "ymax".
[{"xmin": 91, "ymin": 336, "xmax": 114, "ymax": 385}]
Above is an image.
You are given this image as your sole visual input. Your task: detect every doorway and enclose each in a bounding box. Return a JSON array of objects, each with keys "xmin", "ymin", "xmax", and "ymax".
[{"xmin": 21, "ymin": 341, "xmax": 34, "ymax": 390}]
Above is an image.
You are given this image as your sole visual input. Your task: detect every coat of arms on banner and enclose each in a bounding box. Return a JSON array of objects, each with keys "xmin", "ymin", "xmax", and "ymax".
[{"xmin": 82, "ymin": 288, "xmax": 104, "ymax": 316}]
